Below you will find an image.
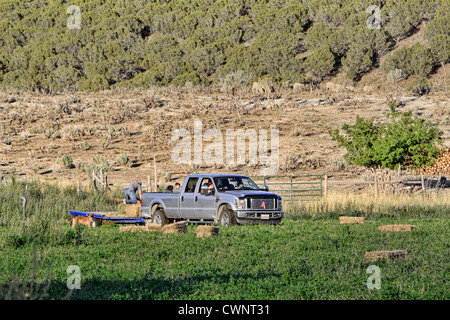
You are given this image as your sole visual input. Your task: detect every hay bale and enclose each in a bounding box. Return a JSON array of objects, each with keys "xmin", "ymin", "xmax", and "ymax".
[
  {"xmin": 119, "ymin": 223, "xmax": 161, "ymax": 233},
  {"xmin": 340, "ymin": 216, "xmax": 365, "ymax": 224},
  {"xmin": 126, "ymin": 204, "xmax": 141, "ymax": 217},
  {"xmin": 378, "ymin": 225, "xmax": 418, "ymax": 232},
  {"xmin": 145, "ymin": 222, "xmax": 162, "ymax": 232},
  {"xmin": 119, "ymin": 225, "xmax": 145, "ymax": 233},
  {"xmin": 196, "ymin": 225, "xmax": 219, "ymax": 238},
  {"xmin": 162, "ymin": 221, "xmax": 187, "ymax": 234},
  {"xmin": 116, "ymin": 203, "xmax": 141, "ymax": 217},
  {"xmin": 364, "ymin": 250, "xmax": 408, "ymax": 262}
]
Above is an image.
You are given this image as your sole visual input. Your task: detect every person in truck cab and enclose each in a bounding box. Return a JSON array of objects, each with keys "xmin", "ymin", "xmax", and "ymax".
[
  {"xmin": 124, "ymin": 181, "xmax": 142, "ymax": 204},
  {"xmin": 200, "ymin": 180, "xmax": 210, "ymax": 194},
  {"xmin": 200, "ymin": 179, "xmax": 215, "ymax": 195}
]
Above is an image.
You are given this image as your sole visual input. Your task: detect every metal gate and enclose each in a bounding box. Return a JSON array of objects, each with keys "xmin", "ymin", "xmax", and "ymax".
[{"xmin": 250, "ymin": 174, "xmax": 323, "ymax": 201}]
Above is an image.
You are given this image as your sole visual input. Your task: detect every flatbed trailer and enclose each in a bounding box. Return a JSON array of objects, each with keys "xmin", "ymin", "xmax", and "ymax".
[{"xmin": 69, "ymin": 210, "xmax": 145, "ymax": 227}]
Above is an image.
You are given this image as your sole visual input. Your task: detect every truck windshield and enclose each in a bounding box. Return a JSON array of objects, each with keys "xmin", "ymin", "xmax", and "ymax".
[{"xmin": 213, "ymin": 177, "xmax": 261, "ymax": 191}]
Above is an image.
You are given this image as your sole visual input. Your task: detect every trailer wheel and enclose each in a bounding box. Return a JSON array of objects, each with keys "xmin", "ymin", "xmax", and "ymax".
[
  {"xmin": 152, "ymin": 209, "xmax": 169, "ymax": 227},
  {"xmin": 219, "ymin": 208, "xmax": 236, "ymax": 227}
]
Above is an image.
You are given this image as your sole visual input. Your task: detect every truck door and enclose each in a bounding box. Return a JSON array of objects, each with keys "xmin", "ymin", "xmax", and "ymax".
[
  {"xmin": 179, "ymin": 177, "xmax": 199, "ymax": 219},
  {"xmin": 195, "ymin": 178, "xmax": 217, "ymax": 220}
]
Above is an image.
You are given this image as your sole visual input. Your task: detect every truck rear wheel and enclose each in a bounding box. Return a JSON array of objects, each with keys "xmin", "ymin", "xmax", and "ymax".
[
  {"xmin": 219, "ymin": 208, "xmax": 236, "ymax": 227},
  {"xmin": 152, "ymin": 209, "xmax": 169, "ymax": 227}
]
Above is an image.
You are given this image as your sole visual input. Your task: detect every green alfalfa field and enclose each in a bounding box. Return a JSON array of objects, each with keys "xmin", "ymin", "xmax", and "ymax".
[{"xmin": 0, "ymin": 180, "xmax": 448, "ymax": 300}]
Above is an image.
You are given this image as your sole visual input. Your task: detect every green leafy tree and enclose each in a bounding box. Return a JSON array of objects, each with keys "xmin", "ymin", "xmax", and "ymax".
[
  {"xmin": 343, "ymin": 43, "xmax": 374, "ymax": 80},
  {"xmin": 0, "ymin": 0, "xmax": 446, "ymax": 92},
  {"xmin": 425, "ymin": 14, "xmax": 450, "ymax": 65},
  {"xmin": 329, "ymin": 101, "xmax": 443, "ymax": 169},
  {"xmin": 78, "ymin": 74, "xmax": 109, "ymax": 92},
  {"xmin": 382, "ymin": 44, "xmax": 436, "ymax": 80},
  {"xmin": 428, "ymin": 34, "xmax": 450, "ymax": 65},
  {"xmin": 409, "ymin": 43, "xmax": 436, "ymax": 78},
  {"xmin": 383, "ymin": 3, "xmax": 415, "ymax": 41},
  {"xmin": 304, "ymin": 45, "xmax": 335, "ymax": 82}
]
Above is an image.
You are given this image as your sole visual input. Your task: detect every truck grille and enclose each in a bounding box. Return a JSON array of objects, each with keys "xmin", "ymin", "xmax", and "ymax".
[{"xmin": 250, "ymin": 199, "xmax": 275, "ymax": 210}]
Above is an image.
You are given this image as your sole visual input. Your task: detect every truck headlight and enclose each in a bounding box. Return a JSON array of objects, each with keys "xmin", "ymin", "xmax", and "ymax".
[
  {"xmin": 278, "ymin": 199, "xmax": 282, "ymax": 209},
  {"xmin": 234, "ymin": 199, "xmax": 245, "ymax": 210}
]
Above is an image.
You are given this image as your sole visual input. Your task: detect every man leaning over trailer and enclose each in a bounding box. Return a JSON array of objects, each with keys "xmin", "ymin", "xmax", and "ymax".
[{"xmin": 124, "ymin": 181, "xmax": 142, "ymax": 204}]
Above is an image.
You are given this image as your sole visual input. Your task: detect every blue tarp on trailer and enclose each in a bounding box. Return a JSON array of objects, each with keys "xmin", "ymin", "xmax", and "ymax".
[{"xmin": 69, "ymin": 210, "xmax": 145, "ymax": 224}]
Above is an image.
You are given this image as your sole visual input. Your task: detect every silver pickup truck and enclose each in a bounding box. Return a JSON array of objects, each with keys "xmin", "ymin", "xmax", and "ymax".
[{"xmin": 141, "ymin": 174, "xmax": 284, "ymax": 226}]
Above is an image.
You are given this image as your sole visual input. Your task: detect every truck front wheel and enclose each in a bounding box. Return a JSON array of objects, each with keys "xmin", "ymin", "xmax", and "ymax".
[
  {"xmin": 219, "ymin": 208, "xmax": 236, "ymax": 227},
  {"xmin": 152, "ymin": 209, "xmax": 169, "ymax": 227}
]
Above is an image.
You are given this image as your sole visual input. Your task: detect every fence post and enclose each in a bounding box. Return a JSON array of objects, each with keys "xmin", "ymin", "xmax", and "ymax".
[
  {"xmin": 374, "ymin": 174, "xmax": 378, "ymax": 197},
  {"xmin": 421, "ymin": 174, "xmax": 426, "ymax": 193},
  {"xmin": 290, "ymin": 175, "xmax": 293, "ymax": 200},
  {"xmin": 154, "ymin": 155, "xmax": 157, "ymax": 192},
  {"xmin": 323, "ymin": 174, "xmax": 328, "ymax": 198}
]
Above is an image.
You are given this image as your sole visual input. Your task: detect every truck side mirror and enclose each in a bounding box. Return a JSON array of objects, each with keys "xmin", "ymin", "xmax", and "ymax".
[{"xmin": 263, "ymin": 185, "xmax": 269, "ymax": 191}]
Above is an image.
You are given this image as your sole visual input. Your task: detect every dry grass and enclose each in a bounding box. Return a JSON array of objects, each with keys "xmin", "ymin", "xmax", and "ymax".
[
  {"xmin": 0, "ymin": 82, "xmax": 448, "ymax": 188},
  {"xmin": 285, "ymin": 190, "xmax": 450, "ymax": 219}
]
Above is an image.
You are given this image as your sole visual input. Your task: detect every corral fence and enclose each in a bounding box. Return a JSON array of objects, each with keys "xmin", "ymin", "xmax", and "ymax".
[{"xmin": 250, "ymin": 174, "xmax": 324, "ymax": 201}]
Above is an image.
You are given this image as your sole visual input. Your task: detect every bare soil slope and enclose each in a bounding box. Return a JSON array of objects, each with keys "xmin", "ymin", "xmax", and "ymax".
[{"xmin": 1, "ymin": 78, "xmax": 448, "ymax": 189}]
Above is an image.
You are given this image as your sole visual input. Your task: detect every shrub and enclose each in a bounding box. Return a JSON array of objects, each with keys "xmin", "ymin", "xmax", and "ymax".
[
  {"xmin": 386, "ymin": 68, "xmax": 406, "ymax": 83},
  {"xmin": 304, "ymin": 23, "xmax": 333, "ymax": 51},
  {"xmin": 382, "ymin": 44, "xmax": 436, "ymax": 80},
  {"xmin": 170, "ymin": 71, "xmax": 208, "ymax": 87},
  {"xmin": 78, "ymin": 140, "xmax": 90, "ymax": 150},
  {"xmin": 408, "ymin": 77, "xmax": 432, "ymax": 96},
  {"xmin": 384, "ymin": 4, "xmax": 414, "ymax": 41},
  {"xmin": 428, "ymin": 34, "xmax": 450, "ymax": 65},
  {"xmin": 304, "ymin": 45, "xmax": 335, "ymax": 82},
  {"xmin": 215, "ymin": 70, "xmax": 251, "ymax": 94},
  {"xmin": 80, "ymin": 156, "xmax": 112, "ymax": 178},
  {"xmin": 56, "ymin": 154, "xmax": 73, "ymax": 169},
  {"xmin": 382, "ymin": 46, "xmax": 412, "ymax": 77},
  {"xmin": 7, "ymin": 166, "xmax": 17, "ymax": 175},
  {"xmin": 116, "ymin": 154, "xmax": 130, "ymax": 166},
  {"xmin": 343, "ymin": 44, "xmax": 374, "ymax": 80},
  {"xmin": 329, "ymin": 101, "xmax": 442, "ymax": 169},
  {"xmin": 78, "ymin": 74, "xmax": 109, "ymax": 92},
  {"xmin": 408, "ymin": 43, "xmax": 436, "ymax": 78}
]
